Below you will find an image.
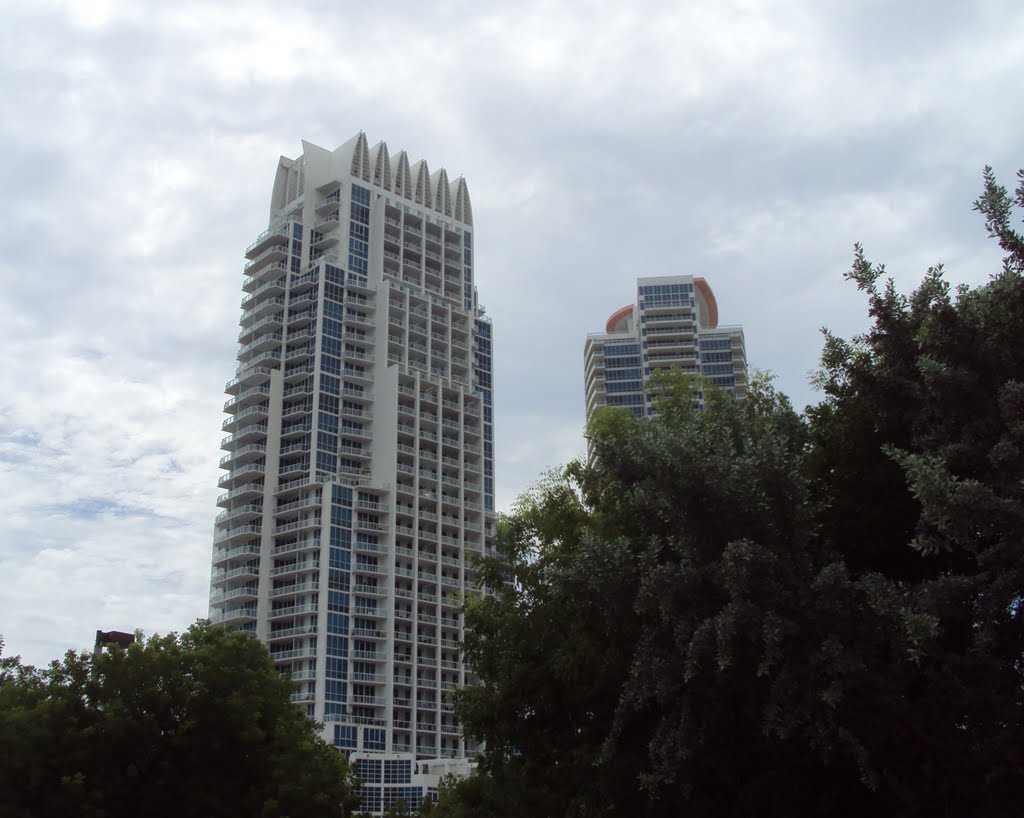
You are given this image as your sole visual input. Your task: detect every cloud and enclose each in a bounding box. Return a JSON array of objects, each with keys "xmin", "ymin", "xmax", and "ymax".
[{"xmin": 1, "ymin": 0, "xmax": 1022, "ymax": 665}]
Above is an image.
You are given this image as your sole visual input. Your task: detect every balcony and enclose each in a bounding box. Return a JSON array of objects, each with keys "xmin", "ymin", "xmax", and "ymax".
[
  {"xmin": 243, "ymin": 241, "xmax": 288, "ymax": 276},
  {"xmin": 210, "ymin": 585, "xmax": 258, "ymax": 603},
  {"xmin": 238, "ymin": 331, "xmax": 283, "ymax": 358},
  {"xmin": 269, "ymin": 560, "xmax": 319, "ymax": 578},
  {"xmin": 283, "ymin": 364, "xmax": 316, "ymax": 384},
  {"xmin": 267, "ymin": 603, "xmax": 317, "ymax": 619},
  {"xmin": 275, "ymin": 474, "xmax": 318, "ymax": 496},
  {"xmin": 273, "ymin": 517, "xmax": 319, "ymax": 535},
  {"xmin": 354, "ymin": 539, "xmax": 385, "ymax": 556},
  {"xmin": 212, "ymin": 544, "xmax": 261, "ymax": 567},
  {"xmin": 341, "ymin": 367, "xmax": 373, "ymax": 385},
  {"xmin": 240, "ymin": 299, "xmax": 287, "ymax": 333},
  {"xmin": 352, "ymin": 627, "xmax": 386, "ymax": 639},
  {"xmin": 315, "ymin": 211, "xmax": 341, "ymax": 232},
  {"xmin": 245, "ymin": 219, "xmax": 291, "ymax": 259},
  {"xmin": 316, "ymin": 190, "xmax": 342, "ymax": 212},
  {"xmin": 350, "ymin": 695, "xmax": 385, "ymax": 707},
  {"xmin": 242, "ymin": 260, "xmax": 291, "ymax": 293},
  {"xmin": 273, "ymin": 645, "xmax": 318, "ymax": 661},
  {"xmin": 219, "ymin": 443, "xmax": 267, "ymax": 471},
  {"xmin": 354, "ymin": 519, "xmax": 386, "ymax": 535},
  {"xmin": 224, "ymin": 367, "xmax": 274, "ymax": 397},
  {"xmin": 240, "ymin": 276, "xmax": 287, "ymax": 308},
  {"xmin": 272, "ymin": 537, "xmax": 321, "ymax": 557},
  {"xmin": 269, "ymin": 581, "xmax": 319, "ymax": 598},
  {"xmin": 290, "ymin": 269, "xmax": 320, "ymax": 293},
  {"xmin": 216, "ymin": 482, "xmax": 264, "ymax": 507},
  {"xmin": 210, "ymin": 564, "xmax": 260, "ymax": 586},
  {"xmin": 214, "ymin": 503, "xmax": 263, "ymax": 525},
  {"xmin": 275, "ymin": 495, "xmax": 321, "ymax": 514},
  {"xmin": 343, "ymin": 329, "xmax": 374, "ymax": 345},
  {"xmin": 237, "ymin": 348, "xmax": 281, "ymax": 374},
  {"xmin": 341, "ymin": 387, "xmax": 371, "ymax": 402},
  {"xmin": 284, "ymin": 344, "xmax": 314, "ymax": 364},
  {"xmin": 287, "ymin": 308, "xmax": 318, "ymax": 329},
  {"xmin": 223, "ymin": 386, "xmax": 271, "ymax": 415},
  {"xmin": 278, "ymin": 460, "xmax": 309, "ymax": 479},
  {"xmin": 237, "ymin": 313, "xmax": 284, "ymax": 345},
  {"xmin": 213, "ymin": 523, "xmax": 261, "ymax": 545},
  {"xmin": 280, "ymin": 422, "xmax": 312, "ymax": 442},
  {"xmin": 210, "ymin": 606, "xmax": 257, "ymax": 624},
  {"xmin": 311, "ymin": 230, "xmax": 339, "ymax": 250},
  {"xmin": 280, "ymin": 401, "xmax": 312, "ymax": 422},
  {"xmin": 267, "ymin": 625, "xmax": 318, "ymax": 641},
  {"xmin": 337, "ymin": 464, "xmax": 371, "ymax": 478}
]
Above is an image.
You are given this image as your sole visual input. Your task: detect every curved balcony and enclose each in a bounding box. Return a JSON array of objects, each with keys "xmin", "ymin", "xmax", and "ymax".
[
  {"xmin": 221, "ymin": 422, "xmax": 268, "ymax": 450},
  {"xmin": 214, "ymin": 503, "xmax": 263, "ymax": 526},
  {"xmin": 217, "ymin": 462, "xmax": 266, "ymax": 490},
  {"xmin": 223, "ymin": 386, "xmax": 271, "ymax": 415},
  {"xmin": 210, "ymin": 605, "xmax": 257, "ymax": 625},
  {"xmin": 210, "ymin": 564, "xmax": 260, "ymax": 588},
  {"xmin": 237, "ymin": 314, "xmax": 284, "ymax": 345},
  {"xmin": 213, "ymin": 523, "xmax": 261, "ymax": 545},
  {"xmin": 217, "ymin": 482, "xmax": 264, "ymax": 507},
  {"xmin": 210, "ymin": 585, "xmax": 258, "ymax": 604},
  {"xmin": 212, "ymin": 544, "xmax": 261, "ymax": 567},
  {"xmin": 219, "ymin": 444, "xmax": 267, "ymax": 471}
]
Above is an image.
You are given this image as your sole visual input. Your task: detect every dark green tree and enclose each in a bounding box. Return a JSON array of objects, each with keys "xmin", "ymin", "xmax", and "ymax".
[
  {"xmin": 452, "ymin": 167, "xmax": 1024, "ymax": 817},
  {"xmin": 0, "ymin": 621, "xmax": 359, "ymax": 818}
]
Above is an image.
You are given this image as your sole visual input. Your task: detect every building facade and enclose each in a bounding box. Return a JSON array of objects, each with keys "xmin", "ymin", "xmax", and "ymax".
[
  {"xmin": 584, "ymin": 275, "xmax": 746, "ymax": 419},
  {"xmin": 210, "ymin": 133, "xmax": 493, "ymax": 809}
]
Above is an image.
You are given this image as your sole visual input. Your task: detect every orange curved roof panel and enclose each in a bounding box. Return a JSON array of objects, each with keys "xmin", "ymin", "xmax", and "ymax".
[
  {"xmin": 694, "ymin": 278, "xmax": 718, "ymax": 328},
  {"xmin": 605, "ymin": 305, "xmax": 634, "ymax": 334}
]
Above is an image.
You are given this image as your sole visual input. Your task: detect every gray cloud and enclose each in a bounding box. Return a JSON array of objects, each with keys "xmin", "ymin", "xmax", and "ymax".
[{"xmin": 1, "ymin": 0, "xmax": 1022, "ymax": 665}]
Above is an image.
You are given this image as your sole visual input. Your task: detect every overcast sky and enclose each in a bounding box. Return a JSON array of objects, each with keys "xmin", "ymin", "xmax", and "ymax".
[{"xmin": 2, "ymin": 0, "xmax": 1021, "ymax": 666}]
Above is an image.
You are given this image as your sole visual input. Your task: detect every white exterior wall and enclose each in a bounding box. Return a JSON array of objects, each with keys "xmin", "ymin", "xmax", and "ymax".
[{"xmin": 210, "ymin": 133, "xmax": 493, "ymax": 811}]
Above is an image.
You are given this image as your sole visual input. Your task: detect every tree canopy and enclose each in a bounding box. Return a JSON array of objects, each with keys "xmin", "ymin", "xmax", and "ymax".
[
  {"xmin": 438, "ymin": 167, "xmax": 1024, "ymax": 818},
  {"xmin": 0, "ymin": 621, "xmax": 359, "ymax": 818}
]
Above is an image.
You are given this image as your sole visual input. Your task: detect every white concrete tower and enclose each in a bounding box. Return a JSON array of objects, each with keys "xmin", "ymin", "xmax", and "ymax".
[
  {"xmin": 210, "ymin": 133, "xmax": 494, "ymax": 811},
  {"xmin": 584, "ymin": 275, "xmax": 747, "ymax": 419}
]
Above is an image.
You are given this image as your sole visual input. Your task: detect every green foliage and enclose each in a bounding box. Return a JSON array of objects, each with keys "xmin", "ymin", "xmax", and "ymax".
[
  {"xmin": 0, "ymin": 621, "xmax": 359, "ymax": 818},
  {"xmin": 429, "ymin": 771, "xmax": 505, "ymax": 818},
  {"xmin": 455, "ymin": 168, "xmax": 1024, "ymax": 817}
]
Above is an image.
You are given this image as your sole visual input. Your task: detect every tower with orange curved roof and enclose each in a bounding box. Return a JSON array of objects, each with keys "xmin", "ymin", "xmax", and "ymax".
[{"xmin": 584, "ymin": 275, "xmax": 747, "ymax": 420}]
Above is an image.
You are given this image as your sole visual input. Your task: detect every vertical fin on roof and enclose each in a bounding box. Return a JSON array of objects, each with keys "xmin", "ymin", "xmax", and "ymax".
[
  {"xmin": 453, "ymin": 177, "xmax": 472, "ymax": 226},
  {"xmin": 413, "ymin": 160, "xmax": 431, "ymax": 205},
  {"xmin": 371, "ymin": 141, "xmax": 392, "ymax": 190},
  {"xmin": 350, "ymin": 132, "xmax": 371, "ymax": 182},
  {"xmin": 432, "ymin": 169, "xmax": 452, "ymax": 216},
  {"xmin": 392, "ymin": 150, "xmax": 412, "ymax": 199}
]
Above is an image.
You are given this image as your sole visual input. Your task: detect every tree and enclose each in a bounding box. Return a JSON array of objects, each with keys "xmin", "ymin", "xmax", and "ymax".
[
  {"xmin": 0, "ymin": 621, "xmax": 359, "ymax": 818},
  {"xmin": 454, "ymin": 168, "xmax": 1024, "ymax": 817}
]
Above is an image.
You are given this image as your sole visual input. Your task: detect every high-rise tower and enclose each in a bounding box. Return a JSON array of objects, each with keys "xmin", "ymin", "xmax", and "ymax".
[
  {"xmin": 210, "ymin": 133, "xmax": 494, "ymax": 810},
  {"xmin": 584, "ymin": 275, "xmax": 746, "ymax": 419}
]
